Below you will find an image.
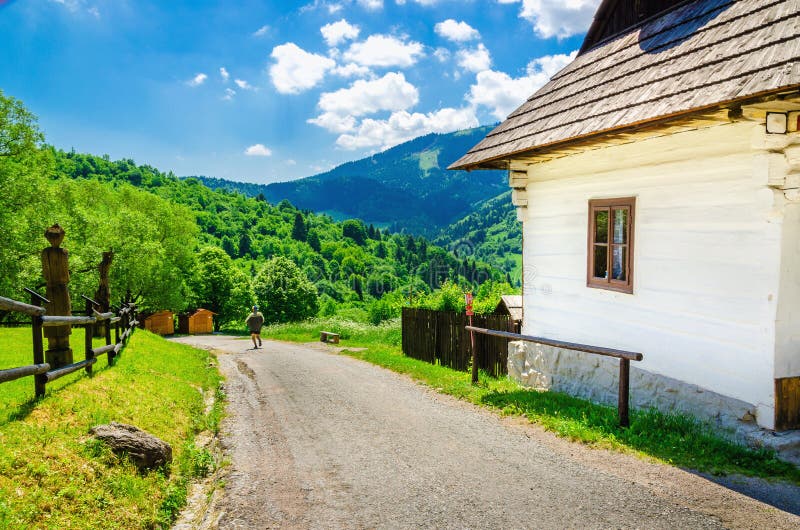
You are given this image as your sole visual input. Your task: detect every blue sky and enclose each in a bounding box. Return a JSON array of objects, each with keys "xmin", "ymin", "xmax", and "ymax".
[{"xmin": 1, "ymin": 0, "xmax": 598, "ymax": 183}]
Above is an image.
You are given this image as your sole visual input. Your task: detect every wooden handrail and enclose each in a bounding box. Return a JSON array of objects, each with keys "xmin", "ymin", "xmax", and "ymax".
[
  {"xmin": 0, "ymin": 363, "xmax": 50, "ymax": 384},
  {"xmin": 92, "ymin": 310, "xmax": 115, "ymax": 321},
  {"xmin": 92, "ymin": 344, "xmax": 116, "ymax": 356},
  {"xmin": 41, "ymin": 315, "xmax": 97, "ymax": 326},
  {"xmin": 0, "ymin": 296, "xmax": 46, "ymax": 316},
  {"xmin": 464, "ymin": 326, "xmax": 643, "ymax": 361},
  {"xmin": 465, "ymin": 325, "xmax": 643, "ymax": 427},
  {"xmin": 45, "ymin": 358, "xmax": 97, "ymax": 383}
]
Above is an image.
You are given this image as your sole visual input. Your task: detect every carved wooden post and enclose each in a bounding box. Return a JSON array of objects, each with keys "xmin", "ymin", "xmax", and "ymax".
[
  {"xmin": 41, "ymin": 224, "xmax": 72, "ymax": 368},
  {"xmin": 94, "ymin": 250, "xmax": 113, "ymax": 337}
]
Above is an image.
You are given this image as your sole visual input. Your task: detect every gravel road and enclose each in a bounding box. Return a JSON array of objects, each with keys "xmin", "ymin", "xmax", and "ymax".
[{"xmin": 172, "ymin": 335, "xmax": 800, "ymax": 529}]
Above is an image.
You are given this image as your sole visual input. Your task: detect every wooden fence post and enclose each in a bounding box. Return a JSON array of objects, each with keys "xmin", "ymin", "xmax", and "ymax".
[
  {"xmin": 31, "ymin": 292, "xmax": 46, "ymax": 398},
  {"xmin": 104, "ymin": 310, "xmax": 113, "ymax": 365},
  {"xmin": 618, "ymin": 359, "xmax": 630, "ymax": 427},
  {"xmin": 84, "ymin": 298, "xmax": 94, "ymax": 376}
]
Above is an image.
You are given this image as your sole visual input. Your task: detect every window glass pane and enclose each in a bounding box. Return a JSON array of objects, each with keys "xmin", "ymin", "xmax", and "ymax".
[
  {"xmin": 613, "ymin": 208, "xmax": 627, "ymax": 244},
  {"xmin": 594, "ymin": 210, "xmax": 608, "ymax": 243},
  {"xmin": 612, "ymin": 245, "xmax": 626, "ymax": 281},
  {"xmin": 593, "ymin": 245, "xmax": 608, "ymax": 279}
]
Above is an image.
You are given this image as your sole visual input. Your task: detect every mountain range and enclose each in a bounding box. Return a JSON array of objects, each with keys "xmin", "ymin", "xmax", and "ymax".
[{"xmin": 192, "ymin": 126, "xmax": 507, "ymax": 236}]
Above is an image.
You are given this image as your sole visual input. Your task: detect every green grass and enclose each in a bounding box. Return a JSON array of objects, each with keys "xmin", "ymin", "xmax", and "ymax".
[
  {"xmin": 0, "ymin": 327, "xmax": 223, "ymax": 529},
  {"xmin": 264, "ymin": 319, "xmax": 800, "ymax": 484}
]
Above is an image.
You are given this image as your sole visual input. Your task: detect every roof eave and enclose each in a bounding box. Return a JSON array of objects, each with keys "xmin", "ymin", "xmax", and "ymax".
[{"xmin": 449, "ymin": 85, "xmax": 800, "ymax": 170}]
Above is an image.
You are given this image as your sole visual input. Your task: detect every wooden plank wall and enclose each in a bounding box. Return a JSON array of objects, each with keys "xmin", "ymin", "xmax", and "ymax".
[
  {"xmin": 401, "ymin": 308, "xmax": 513, "ymax": 377},
  {"xmin": 775, "ymin": 376, "xmax": 800, "ymax": 431}
]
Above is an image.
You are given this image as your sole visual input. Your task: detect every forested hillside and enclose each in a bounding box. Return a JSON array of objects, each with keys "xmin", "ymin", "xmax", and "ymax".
[
  {"xmin": 435, "ymin": 191, "xmax": 523, "ymax": 281},
  {"xmin": 193, "ymin": 126, "xmax": 507, "ymax": 235},
  {"xmin": 0, "ymin": 91, "xmax": 512, "ymax": 329}
]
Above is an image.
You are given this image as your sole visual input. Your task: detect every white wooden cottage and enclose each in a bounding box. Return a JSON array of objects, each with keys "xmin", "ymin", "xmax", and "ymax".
[{"xmin": 451, "ymin": 0, "xmax": 800, "ymax": 432}]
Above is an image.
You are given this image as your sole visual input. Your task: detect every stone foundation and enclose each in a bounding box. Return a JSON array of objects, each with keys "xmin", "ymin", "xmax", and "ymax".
[{"xmin": 508, "ymin": 341, "xmax": 758, "ymax": 435}]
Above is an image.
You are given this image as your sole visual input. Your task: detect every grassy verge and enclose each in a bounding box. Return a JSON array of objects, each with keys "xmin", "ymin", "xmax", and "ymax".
[
  {"xmin": 0, "ymin": 328, "xmax": 223, "ymax": 529},
  {"xmin": 264, "ymin": 318, "xmax": 800, "ymax": 484}
]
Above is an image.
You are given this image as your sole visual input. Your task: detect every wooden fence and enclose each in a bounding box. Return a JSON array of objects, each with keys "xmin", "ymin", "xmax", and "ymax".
[
  {"xmin": 401, "ymin": 308, "xmax": 514, "ymax": 377},
  {"xmin": 0, "ymin": 289, "xmax": 138, "ymax": 398}
]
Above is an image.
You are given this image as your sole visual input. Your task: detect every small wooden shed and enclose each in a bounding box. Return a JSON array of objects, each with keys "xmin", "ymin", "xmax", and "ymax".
[
  {"xmin": 141, "ymin": 310, "xmax": 175, "ymax": 336},
  {"xmin": 494, "ymin": 295, "xmax": 522, "ymax": 333},
  {"xmin": 179, "ymin": 308, "xmax": 215, "ymax": 335}
]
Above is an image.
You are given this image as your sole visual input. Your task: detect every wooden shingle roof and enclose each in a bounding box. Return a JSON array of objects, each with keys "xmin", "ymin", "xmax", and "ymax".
[{"xmin": 450, "ymin": 0, "xmax": 800, "ymax": 170}]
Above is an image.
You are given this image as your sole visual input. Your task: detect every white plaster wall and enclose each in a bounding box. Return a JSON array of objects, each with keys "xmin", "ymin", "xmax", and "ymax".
[
  {"xmin": 774, "ymin": 145, "xmax": 800, "ymax": 379},
  {"xmin": 520, "ymin": 122, "xmax": 782, "ymax": 427}
]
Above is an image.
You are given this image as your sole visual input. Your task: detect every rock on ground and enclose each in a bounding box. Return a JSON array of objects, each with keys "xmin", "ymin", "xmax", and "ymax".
[{"xmin": 91, "ymin": 422, "xmax": 172, "ymax": 470}]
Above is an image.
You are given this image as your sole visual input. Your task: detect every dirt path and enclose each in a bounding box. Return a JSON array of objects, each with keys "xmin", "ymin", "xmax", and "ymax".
[{"xmin": 172, "ymin": 335, "xmax": 800, "ymax": 529}]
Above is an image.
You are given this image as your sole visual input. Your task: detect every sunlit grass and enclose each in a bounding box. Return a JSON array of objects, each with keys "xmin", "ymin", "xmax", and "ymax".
[
  {"xmin": 265, "ymin": 319, "xmax": 800, "ymax": 484},
  {"xmin": 0, "ymin": 328, "xmax": 223, "ymax": 529}
]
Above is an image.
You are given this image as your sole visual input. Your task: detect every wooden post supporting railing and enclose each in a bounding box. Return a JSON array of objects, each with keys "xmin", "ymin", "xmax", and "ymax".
[
  {"xmin": 465, "ymin": 326, "xmax": 643, "ymax": 427},
  {"xmin": 84, "ymin": 298, "xmax": 94, "ymax": 376},
  {"xmin": 25, "ymin": 288, "xmax": 49, "ymax": 398}
]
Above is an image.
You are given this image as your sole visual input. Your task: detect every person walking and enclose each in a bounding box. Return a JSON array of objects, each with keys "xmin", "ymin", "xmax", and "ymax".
[{"xmin": 245, "ymin": 305, "xmax": 264, "ymax": 349}]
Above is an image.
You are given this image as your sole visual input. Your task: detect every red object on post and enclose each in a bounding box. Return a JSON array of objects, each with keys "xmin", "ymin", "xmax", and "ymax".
[{"xmin": 465, "ymin": 292, "xmax": 474, "ymax": 316}]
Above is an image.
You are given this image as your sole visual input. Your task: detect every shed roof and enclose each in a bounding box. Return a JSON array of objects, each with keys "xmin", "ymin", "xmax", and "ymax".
[
  {"xmin": 495, "ymin": 295, "xmax": 523, "ymax": 322},
  {"xmin": 450, "ymin": 0, "xmax": 800, "ymax": 170},
  {"xmin": 185, "ymin": 308, "xmax": 217, "ymax": 316}
]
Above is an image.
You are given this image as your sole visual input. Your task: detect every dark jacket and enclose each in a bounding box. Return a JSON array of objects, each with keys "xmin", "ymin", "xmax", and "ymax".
[{"xmin": 245, "ymin": 311, "xmax": 264, "ymax": 333}]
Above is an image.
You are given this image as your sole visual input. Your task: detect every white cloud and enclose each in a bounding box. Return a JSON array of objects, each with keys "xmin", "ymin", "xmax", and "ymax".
[
  {"xmin": 433, "ymin": 47, "xmax": 451, "ymax": 63},
  {"xmin": 505, "ymin": 0, "xmax": 599, "ymax": 39},
  {"xmin": 220, "ymin": 67, "xmax": 230, "ymax": 82},
  {"xmin": 343, "ymin": 34, "xmax": 424, "ymax": 68},
  {"xmin": 244, "ymin": 144, "xmax": 273, "ymax": 157},
  {"xmin": 332, "ymin": 63, "xmax": 372, "ymax": 78},
  {"xmin": 317, "ymin": 72, "xmax": 418, "ymax": 118},
  {"xmin": 457, "ymin": 43, "xmax": 491, "ymax": 73},
  {"xmin": 321, "ymin": 19, "xmax": 360, "ymax": 47},
  {"xmin": 467, "ymin": 51, "xmax": 576, "ymax": 119},
  {"xmin": 253, "ymin": 25, "xmax": 270, "ymax": 37},
  {"xmin": 307, "ymin": 112, "xmax": 358, "ymax": 133},
  {"xmin": 434, "ymin": 19, "xmax": 479, "ymax": 42},
  {"xmin": 336, "ymin": 107, "xmax": 478, "ymax": 150},
  {"xmin": 235, "ymin": 79, "xmax": 254, "ymax": 90},
  {"xmin": 357, "ymin": 0, "xmax": 383, "ymax": 9},
  {"xmin": 222, "ymin": 88, "xmax": 236, "ymax": 101},
  {"xmin": 87, "ymin": 6, "xmax": 100, "ymax": 18},
  {"xmin": 269, "ymin": 43, "xmax": 336, "ymax": 94},
  {"xmin": 187, "ymin": 73, "xmax": 208, "ymax": 87},
  {"xmin": 309, "ymin": 72, "xmax": 420, "ymax": 135}
]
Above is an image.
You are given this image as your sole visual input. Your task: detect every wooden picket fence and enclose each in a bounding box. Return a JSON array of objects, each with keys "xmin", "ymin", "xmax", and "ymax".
[
  {"xmin": 401, "ymin": 307, "xmax": 514, "ymax": 377},
  {"xmin": 0, "ymin": 289, "xmax": 138, "ymax": 398}
]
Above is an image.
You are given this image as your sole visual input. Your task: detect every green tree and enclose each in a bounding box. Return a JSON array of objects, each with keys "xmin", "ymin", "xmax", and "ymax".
[
  {"xmin": 238, "ymin": 231, "xmax": 253, "ymax": 258},
  {"xmin": 190, "ymin": 246, "xmax": 253, "ymax": 330},
  {"xmin": 291, "ymin": 212, "xmax": 307, "ymax": 241},
  {"xmin": 253, "ymin": 256, "xmax": 319, "ymax": 323},
  {"xmin": 341, "ymin": 219, "xmax": 367, "ymax": 245},
  {"xmin": 0, "ymin": 90, "xmax": 54, "ymax": 296},
  {"xmin": 307, "ymin": 230, "xmax": 321, "ymax": 252}
]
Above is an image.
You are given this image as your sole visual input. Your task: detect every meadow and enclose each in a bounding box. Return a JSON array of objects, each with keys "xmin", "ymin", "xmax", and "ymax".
[{"xmin": 0, "ymin": 328, "xmax": 223, "ymax": 529}]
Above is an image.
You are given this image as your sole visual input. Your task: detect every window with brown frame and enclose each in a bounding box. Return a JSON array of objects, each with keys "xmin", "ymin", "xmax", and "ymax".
[{"xmin": 587, "ymin": 197, "xmax": 635, "ymax": 293}]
